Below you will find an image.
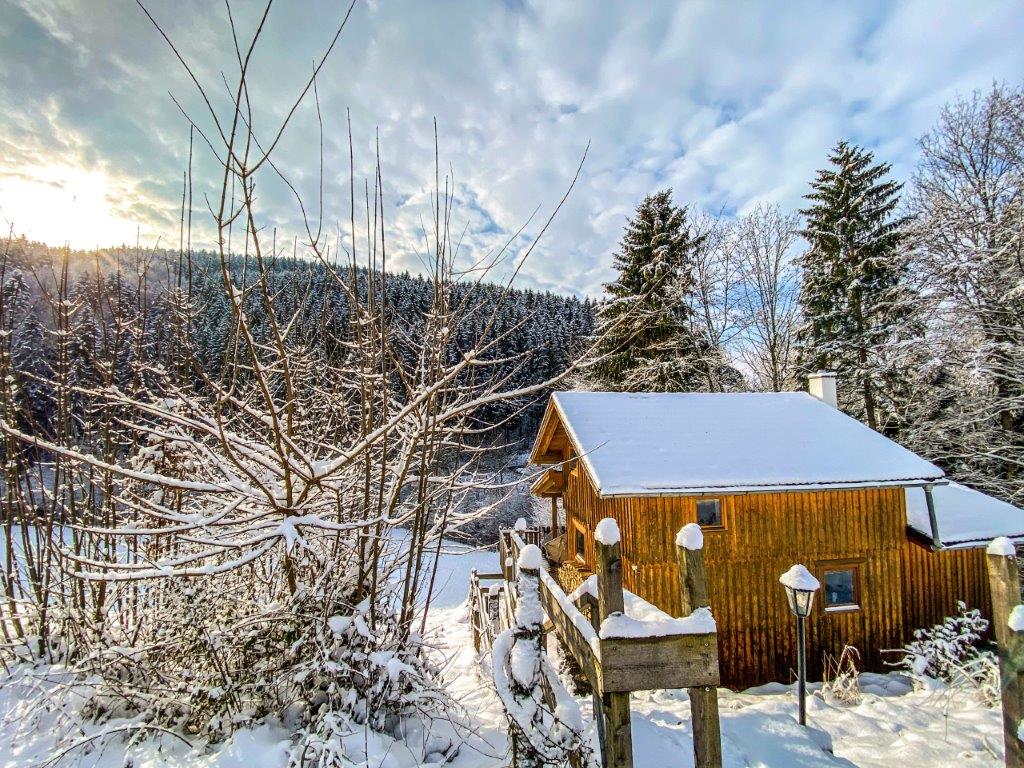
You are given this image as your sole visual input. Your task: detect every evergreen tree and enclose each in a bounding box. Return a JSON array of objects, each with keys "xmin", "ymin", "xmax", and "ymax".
[
  {"xmin": 589, "ymin": 189, "xmax": 710, "ymax": 392},
  {"xmin": 796, "ymin": 141, "xmax": 918, "ymax": 433}
]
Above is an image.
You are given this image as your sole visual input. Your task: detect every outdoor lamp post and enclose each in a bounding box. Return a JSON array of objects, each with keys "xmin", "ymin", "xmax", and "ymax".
[{"xmin": 779, "ymin": 564, "xmax": 820, "ymax": 726}]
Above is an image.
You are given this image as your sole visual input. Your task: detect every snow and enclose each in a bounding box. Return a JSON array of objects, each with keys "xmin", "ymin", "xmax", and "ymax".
[
  {"xmin": 548, "ymin": 391, "xmax": 944, "ymax": 495},
  {"xmin": 508, "ymin": 633, "xmax": 540, "ymax": 688},
  {"xmin": 779, "ymin": 564, "xmax": 821, "ymax": 592},
  {"xmin": 907, "ymin": 483, "xmax": 1024, "ymax": 548},
  {"xmin": 566, "ymin": 575, "xmax": 598, "ymax": 604},
  {"xmin": 600, "ymin": 606, "xmax": 716, "ymax": 639},
  {"xmin": 1010, "ymin": 605, "xmax": 1024, "ymax": 632},
  {"xmin": 327, "ymin": 615, "xmax": 352, "ymax": 635},
  {"xmin": 516, "ymin": 543, "xmax": 544, "ymax": 570},
  {"xmin": 594, "ymin": 517, "xmax": 620, "ymax": 546},
  {"xmin": 539, "ymin": 566, "xmax": 601, "ymax": 650},
  {"xmin": 0, "ymin": 537, "xmax": 1010, "ymax": 768},
  {"xmin": 563, "ymin": 574, "xmax": 716, "ymax": 638},
  {"xmin": 988, "ymin": 536, "xmax": 1019, "ymax": 556},
  {"xmin": 676, "ymin": 523, "xmax": 704, "ymax": 550},
  {"xmin": 513, "ymin": 517, "xmax": 527, "ymax": 532}
]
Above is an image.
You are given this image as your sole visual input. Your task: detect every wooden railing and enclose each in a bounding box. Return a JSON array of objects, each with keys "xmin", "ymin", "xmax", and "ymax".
[
  {"xmin": 493, "ymin": 522, "xmax": 722, "ymax": 768},
  {"xmin": 468, "ymin": 569, "xmax": 505, "ymax": 652}
]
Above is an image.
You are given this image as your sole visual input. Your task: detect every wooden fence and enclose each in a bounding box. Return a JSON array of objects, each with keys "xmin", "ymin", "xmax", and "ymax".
[{"xmin": 476, "ymin": 521, "xmax": 722, "ymax": 768}]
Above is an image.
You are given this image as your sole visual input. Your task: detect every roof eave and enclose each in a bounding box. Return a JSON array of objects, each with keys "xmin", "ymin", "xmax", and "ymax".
[
  {"xmin": 528, "ymin": 397, "xmax": 561, "ymax": 465},
  {"xmin": 596, "ymin": 477, "xmax": 948, "ymax": 499}
]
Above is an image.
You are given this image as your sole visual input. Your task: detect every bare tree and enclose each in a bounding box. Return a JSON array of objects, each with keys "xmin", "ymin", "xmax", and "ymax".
[
  {"xmin": 0, "ymin": 1, "xmax": 606, "ymax": 761},
  {"xmin": 688, "ymin": 211, "xmax": 744, "ymax": 391},
  {"xmin": 909, "ymin": 83, "xmax": 1024, "ymax": 501},
  {"xmin": 732, "ymin": 204, "xmax": 801, "ymax": 392}
]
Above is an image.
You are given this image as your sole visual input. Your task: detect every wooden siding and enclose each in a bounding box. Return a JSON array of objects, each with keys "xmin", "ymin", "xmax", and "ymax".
[
  {"xmin": 561, "ymin": 458, "xmax": 993, "ymax": 689},
  {"xmin": 899, "ymin": 538, "xmax": 991, "ymax": 632}
]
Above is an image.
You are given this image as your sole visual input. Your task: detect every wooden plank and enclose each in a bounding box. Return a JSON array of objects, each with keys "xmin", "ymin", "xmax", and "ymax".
[
  {"xmin": 676, "ymin": 529, "xmax": 723, "ymax": 768},
  {"xmin": 595, "ymin": 524, "xmax": 633, "ymax": 768},
  {"xmin": 987, "ymin": 546, "xmax": 1024, "ymax": 768},
  {"xmin": 535, "ymin": 574, "xmax": 601, "ymax": 691},
  {"xmin": 600, "ymin": 633, "xmax": 719, "ymax": 692}
]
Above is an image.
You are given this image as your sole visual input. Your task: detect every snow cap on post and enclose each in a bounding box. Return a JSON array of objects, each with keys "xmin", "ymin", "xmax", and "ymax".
[
  {"xmin": 988, "ymin": 536, "xmax": 1017, "ymax": 557},
  {"xmin": 513, "ymin": 517, "xmax": 528, "ymax": 533},
  {"xmin": 779, "ymin": 564, "xmax": 820, "ymax": 592},
  {"xmin": 594, "ymin": 517, "xmax": 620, "ymax": 546},
  {"xmin": 676, "ymin": 523, "xmax": 704, "ymax": 550},
  {"xmin": 1009, "ymin": 605, "xmax": 1024, "ymax": 633},
  {"xmin": 517, "ymin": 543, "xmax": 544, "ymax": 571}
]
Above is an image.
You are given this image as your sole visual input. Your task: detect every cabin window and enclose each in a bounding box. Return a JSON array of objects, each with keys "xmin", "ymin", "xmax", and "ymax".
[
  {"xmin": 696, "ymin": 499, "xmax": 723, "ymax": 528},
  {"xmin": 823, "ymin": 567, "xmax": 860, "ymax": 611},
  {"xmin": 573, "ymin": 520, "xmax": 587, "ymax": 565}
]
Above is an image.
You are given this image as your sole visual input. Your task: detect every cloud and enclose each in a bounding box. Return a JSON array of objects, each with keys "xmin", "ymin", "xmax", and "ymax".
[{"xmin": 0, "ymin": 0, "xmax": 1022, "ymax": 296}]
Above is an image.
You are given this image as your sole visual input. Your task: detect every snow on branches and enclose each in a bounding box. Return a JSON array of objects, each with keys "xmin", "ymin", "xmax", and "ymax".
[
  {"xmin": 896, "ymin": 601, "xmax": 997, "ymax": 705},
  {"xmin": 492, "ymin": 557, "xmax": 591, "ymax": 767}
]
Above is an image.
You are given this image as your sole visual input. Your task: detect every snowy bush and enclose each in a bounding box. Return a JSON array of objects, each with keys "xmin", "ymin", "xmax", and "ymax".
[
  {"xmin": 492, "ymin": 547, "xmax": 592, "ymax": 767},
  {"xmin": 896, "ymin": 601, "xmax": 997, "ymax": 704}
]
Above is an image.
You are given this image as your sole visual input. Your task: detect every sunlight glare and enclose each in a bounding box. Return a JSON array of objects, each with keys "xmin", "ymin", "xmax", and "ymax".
[{"xmin": 0, "ymin": 163, "xmax": 147, "ymax": 248}]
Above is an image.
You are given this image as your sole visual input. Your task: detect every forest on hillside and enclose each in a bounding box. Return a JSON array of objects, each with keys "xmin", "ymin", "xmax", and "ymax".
[{"xmin": 1, "ymin": 240, "xmax": 594, "ymax": 448}]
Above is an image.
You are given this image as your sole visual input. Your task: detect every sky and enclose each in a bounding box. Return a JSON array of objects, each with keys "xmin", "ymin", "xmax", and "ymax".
[{"xmin": 1, "ymin": 0, "xmax": 1023, "ymax": 298}]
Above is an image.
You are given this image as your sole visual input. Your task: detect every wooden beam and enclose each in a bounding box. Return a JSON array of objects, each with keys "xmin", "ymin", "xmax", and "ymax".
[
  {"xmin": 595, "ymin": 523, "xmax": 633, "ymax": 768},
  {"xmin": 987, "ymin": 543, "xmax": 1024, "ymax": 768},
  {"xmin": 677, "ymin": 526, "xmax": 723, "ymax": 768}
]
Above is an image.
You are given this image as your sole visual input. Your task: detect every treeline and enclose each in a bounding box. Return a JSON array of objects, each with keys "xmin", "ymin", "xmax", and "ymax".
[
  {"xmin": 1, "ymin": 242, "xmax": 594, "ymax": 448},
  {"xmin": 586, "ymin": 84, "xmax": 1024, "ymax": 506}
]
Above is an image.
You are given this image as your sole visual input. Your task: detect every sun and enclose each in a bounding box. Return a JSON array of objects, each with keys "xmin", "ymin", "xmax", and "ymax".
[{"xmin": 0, "ymin": 163, "xmax": 150, "ymax": 248}]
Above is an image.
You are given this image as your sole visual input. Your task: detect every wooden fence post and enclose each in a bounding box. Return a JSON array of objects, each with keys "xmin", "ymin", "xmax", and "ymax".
[
  {"xmin": 595, "ymin": 519, "xmax": 633, "ymax": 768},
  {"xmin": 470, "ymin": 569, "xmax": 480, "ymax": 653},
  {"xmin": 676, "ymin": 524, "xmax": 723, "ymax": 768},
  {"xmin": 988, "ymin": 537, "xmax": 1024, "ymax": 768}
]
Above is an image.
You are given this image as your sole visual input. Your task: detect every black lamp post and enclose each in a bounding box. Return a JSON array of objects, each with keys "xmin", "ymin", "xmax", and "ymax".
[{"xmin": 779, "ymin": 564, "xmax": 820, "ymax": 726}]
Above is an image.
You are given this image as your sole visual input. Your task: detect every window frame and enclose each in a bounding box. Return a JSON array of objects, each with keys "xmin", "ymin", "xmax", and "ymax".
[
  {"xmin": 817, "ymin": 559, "xmax": 864, "ymax": 613},
  {"xmin": 572, "ymin": 519, "xmax": 588, "ymax": 566},
  {"xmin": 695, "ymin": 497, "xmax": 726, "ymax": 530}
]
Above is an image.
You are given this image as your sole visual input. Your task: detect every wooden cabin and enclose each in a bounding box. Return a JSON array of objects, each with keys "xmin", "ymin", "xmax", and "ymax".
[{"xmin": 529, "ymin": 375, "xmax": 1024, "ymax": 689}]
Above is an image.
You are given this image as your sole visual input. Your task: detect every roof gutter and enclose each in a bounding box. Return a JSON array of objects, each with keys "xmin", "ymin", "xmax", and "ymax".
[{"xmin": 597, "ymin": 477, "xmax": 948, "ymax": 499}]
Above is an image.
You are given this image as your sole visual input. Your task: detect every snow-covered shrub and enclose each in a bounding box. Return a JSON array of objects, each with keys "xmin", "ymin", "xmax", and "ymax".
[
  {"xmin": 287, "ymin": 587, "xmax": 457, "ymax": 767},
  {"xmin": 896, "ymin": 601, "xmax": 996, "ymax": 704},
  {"xmin": 492, "ymin": 546, "xmax": 591, "ymax": 767}
]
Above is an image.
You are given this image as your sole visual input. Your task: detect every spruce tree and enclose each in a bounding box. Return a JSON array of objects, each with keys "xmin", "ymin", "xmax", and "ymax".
[
  {"xmin": 796, "ymin": 141, "xmax": 918, "ymax": 433},
  {"xmin": 589, "ymin": 189, "xmax": 709, "ymax": 392}
]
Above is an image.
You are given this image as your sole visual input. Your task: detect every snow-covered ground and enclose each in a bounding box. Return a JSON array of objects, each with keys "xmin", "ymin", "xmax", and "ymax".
[{"xmin": 0, "ymin": 541, "xmax": 1004, "ymax": 767}]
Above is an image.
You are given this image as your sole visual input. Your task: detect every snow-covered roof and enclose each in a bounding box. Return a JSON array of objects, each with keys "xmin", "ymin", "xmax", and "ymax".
[
  {"xmin": 544, "ymin": 391, "xmax": 944, "ymax": 496},
  {"xmin": 906, "ymin": 483, "xmax": 1024, "ymax": 549}
]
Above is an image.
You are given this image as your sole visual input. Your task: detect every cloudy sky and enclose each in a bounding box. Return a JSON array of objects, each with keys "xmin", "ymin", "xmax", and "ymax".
[{"xmin": 1, "ymin": 0, "xmax": 1023, "ymax": 297}]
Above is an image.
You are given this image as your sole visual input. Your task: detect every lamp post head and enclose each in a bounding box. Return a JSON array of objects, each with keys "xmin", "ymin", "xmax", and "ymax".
[{"xmin": 779, "ymin": 564, "xmax": 820, "ymax": 618}]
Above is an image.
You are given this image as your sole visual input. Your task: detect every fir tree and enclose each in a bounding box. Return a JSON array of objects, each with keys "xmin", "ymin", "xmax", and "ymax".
[
  {"xmin": 589, "ymin": 189, "xmax": 710, "ymax": 392},
  {"xmin": 796, "ymin": 141, "xmax": 918, "ymax": 433}
]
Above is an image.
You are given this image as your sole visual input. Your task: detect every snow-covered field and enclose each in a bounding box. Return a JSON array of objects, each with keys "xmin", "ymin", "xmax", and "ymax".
[{"xmin": 0, "ymin": 541, "xmax": 1004, "ymax": 767}]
